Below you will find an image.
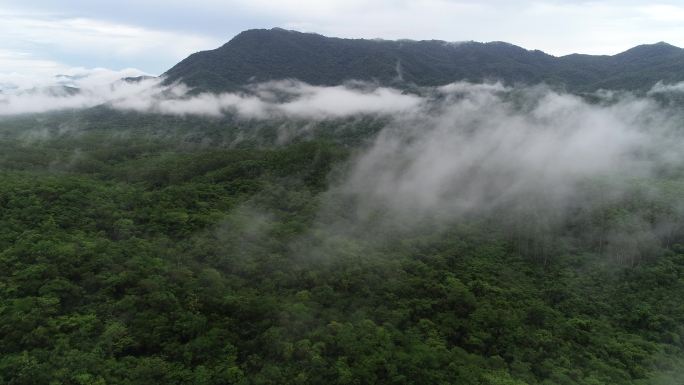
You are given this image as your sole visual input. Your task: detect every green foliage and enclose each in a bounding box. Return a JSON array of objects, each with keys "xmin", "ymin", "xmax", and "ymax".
[{"xmin": 1, "ymin": 121, "xmax": 684, "ymax": 384}]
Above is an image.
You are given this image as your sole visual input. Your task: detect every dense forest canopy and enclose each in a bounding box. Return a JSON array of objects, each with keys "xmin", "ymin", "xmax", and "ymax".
[{"xmin": 2, "ymin": 80, "xmax": 684, "ymax": 385}]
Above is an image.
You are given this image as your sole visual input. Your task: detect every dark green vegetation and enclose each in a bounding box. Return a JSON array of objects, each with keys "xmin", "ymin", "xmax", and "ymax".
[
  {"xmin": 2, "ymin": 111, "xmax": 684, "ymax": 385},
  {"xmin": 164, "ymin": 28, "xmax": 684, "ymax": 93}
]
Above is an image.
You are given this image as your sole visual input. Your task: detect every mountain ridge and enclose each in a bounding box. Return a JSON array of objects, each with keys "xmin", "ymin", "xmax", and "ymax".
[{"xmin": 163, "ymin": 28, "xmax": 684, "ymax": 92}]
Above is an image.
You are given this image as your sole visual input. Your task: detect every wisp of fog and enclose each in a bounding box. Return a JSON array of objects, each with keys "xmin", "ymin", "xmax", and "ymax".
[
  {"xmin": 343, "ymin": 83, "xmax": 684, "ymax": 220},
  {"xmin": 0, "ymin": 70, "xmax": 421, "ymax": 118}
]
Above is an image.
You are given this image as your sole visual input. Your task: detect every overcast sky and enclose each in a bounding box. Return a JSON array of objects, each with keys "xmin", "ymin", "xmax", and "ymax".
[{"xmin": 2, "ymin": 0, "xmax": 684, "ymax": 76}]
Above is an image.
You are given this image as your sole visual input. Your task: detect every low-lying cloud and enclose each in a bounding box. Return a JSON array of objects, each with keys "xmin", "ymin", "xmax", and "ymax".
[
  {"xmin": 288, "ymin": 82, "xmax": 684, "ymax": 265},
  {"xmin": 0, "ymin": 70, "xmax": 422, "ymax": 118},
  {"xmin": 265, "ymin": 83, "xmax": 679, "ymax": 266},
  {"xmin": 342, "ymin": 83, "xmax": 684, "ymax": 218}
]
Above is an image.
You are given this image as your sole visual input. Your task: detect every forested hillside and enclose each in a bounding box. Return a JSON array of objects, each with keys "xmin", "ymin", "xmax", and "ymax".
[
  {"xmin": 164, "ymin": 28, "xmax": 684, "ymax": 93},
  {"xmin": 2, "ymin": 87, "xmax": 684, "ymax": 385}
]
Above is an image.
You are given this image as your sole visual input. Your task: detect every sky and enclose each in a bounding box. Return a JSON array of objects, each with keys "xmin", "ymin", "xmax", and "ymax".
[{"xmin": 2, "ymin": 0, "xmax": 684, "ymax": 76}]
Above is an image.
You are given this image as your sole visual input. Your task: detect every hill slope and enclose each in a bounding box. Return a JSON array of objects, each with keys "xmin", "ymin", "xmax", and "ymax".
[{"xmin": 164, "ymin": 28, "xmax": 684, "ymax": 92}]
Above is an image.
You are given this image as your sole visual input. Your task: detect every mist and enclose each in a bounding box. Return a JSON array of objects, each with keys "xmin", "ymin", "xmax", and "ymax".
[
  {"xmin": 286, "ymin": 82, "xmax": 684, "ymax": 267},
  {"xmin": 4, "ymin": 64, "xmax": 684, "ymax": 385},
  {"xmin": 342, "ymin": 83, "xmax": 683, "ymax": 217},
  {"xmin": 0, "ymin": 70, "xmax": 422, "ymax": 118},
  {"xmin": 3, "ymin": 69, "xmax": 684, "ymax": 251}
]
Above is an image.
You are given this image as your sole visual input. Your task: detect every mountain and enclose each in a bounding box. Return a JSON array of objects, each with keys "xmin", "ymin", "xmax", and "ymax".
[{"xmin": 164, "ymin": 28, "xmax": 684, "ymax": 92}]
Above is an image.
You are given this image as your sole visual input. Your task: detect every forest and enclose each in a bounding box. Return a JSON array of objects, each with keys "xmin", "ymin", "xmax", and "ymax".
[{"xmin": 2, "ymin": 84, "xmax": 684, "ymax": 385}]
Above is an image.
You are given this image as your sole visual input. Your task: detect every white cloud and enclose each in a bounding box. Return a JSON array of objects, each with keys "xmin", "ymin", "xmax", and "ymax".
[
  {"xmin": 0, "ymin": 9, "xmax": 220, "ymax": 75},
  {"xmin": 0, "ymin": 72, "xmax": 422, "ymax": 118},
  {"xmin": 0, "ymin": 68, "xmax": 152, "ymax": 114},
  {"xmin": 2, "ymin": 15, "xmax": 215, "ymax": 58},
  {"xmin": 648, "ymin": 80, "xmax": 684, "ymax": 94},
  {"xmin": 0, "ymin": 65, "xmax": 147, "ymax": 92},
  {"xmin": 114, "ymin": 81, "xmax": 423, "ymax": 119},
  {"xmin": 0, "ymin": 49, "xmax": 68, "ymax": 89}
]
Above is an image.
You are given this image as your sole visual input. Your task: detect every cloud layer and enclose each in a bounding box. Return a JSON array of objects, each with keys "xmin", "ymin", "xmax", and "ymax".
[{"xmin": 0, "ymin": 72, "xmax": 423, "ymax": 118}]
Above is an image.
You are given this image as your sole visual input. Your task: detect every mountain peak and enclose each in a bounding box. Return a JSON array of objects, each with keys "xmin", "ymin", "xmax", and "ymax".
[{"xmin": 615, "ymin": 42, "xmax": 682, "ymax": 60}]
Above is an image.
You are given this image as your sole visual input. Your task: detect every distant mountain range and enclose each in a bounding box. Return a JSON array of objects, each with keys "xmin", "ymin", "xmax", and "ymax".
[{"xmin": 163, "ymin": 28, "xmax": 684, "ymax": 93}]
